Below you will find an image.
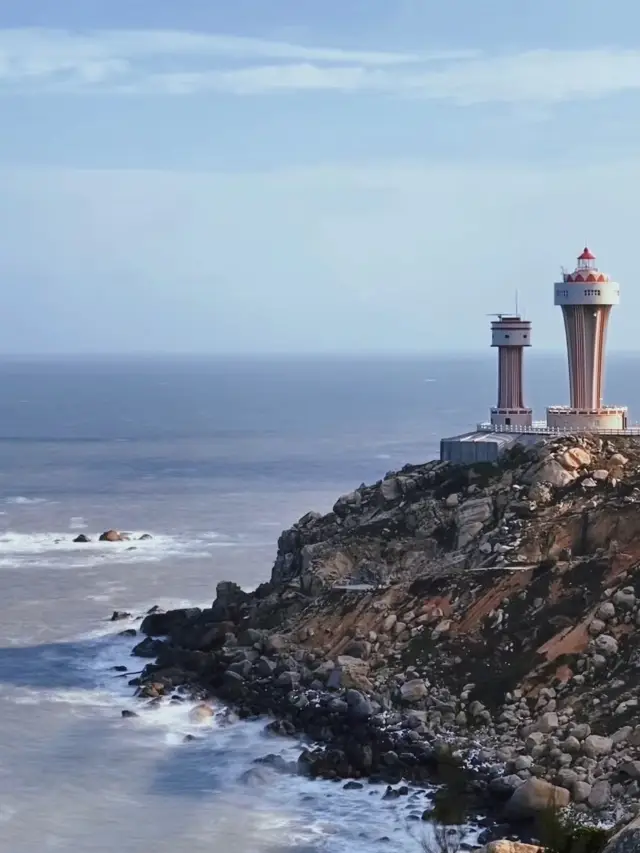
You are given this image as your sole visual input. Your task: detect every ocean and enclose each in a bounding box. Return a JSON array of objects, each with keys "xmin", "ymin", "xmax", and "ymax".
[{"xmin": 0, "ymin": 352, "xmax": 637, "ymax": 852}]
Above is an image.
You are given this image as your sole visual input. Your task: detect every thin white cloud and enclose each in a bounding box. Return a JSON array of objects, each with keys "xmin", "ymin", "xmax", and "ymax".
[{"xmin": 2, "ymin": 28, "xmax": 640, "ymax": 105}]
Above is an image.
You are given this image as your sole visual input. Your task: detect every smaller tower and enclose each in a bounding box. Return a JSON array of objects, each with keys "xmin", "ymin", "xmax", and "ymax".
[{"xmin": 490, "ymin": 315, "xmax": 532, "ymax": 428}]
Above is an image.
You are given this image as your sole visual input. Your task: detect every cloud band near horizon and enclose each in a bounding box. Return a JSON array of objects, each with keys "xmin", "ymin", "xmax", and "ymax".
[{"xmin": 2, "ymin": 27, "xmax": 640, "ymax": 104}]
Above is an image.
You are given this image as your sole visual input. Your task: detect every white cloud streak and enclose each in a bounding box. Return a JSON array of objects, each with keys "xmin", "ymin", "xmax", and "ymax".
[{"xmin": 1, "ymin": 28, "xmax": 640, "ymax": 105}]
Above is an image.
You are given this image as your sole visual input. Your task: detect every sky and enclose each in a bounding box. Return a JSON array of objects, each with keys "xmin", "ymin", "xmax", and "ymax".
[{"xmin": 2, "ymin": 0, "xmax": 640, "ymax": 354}]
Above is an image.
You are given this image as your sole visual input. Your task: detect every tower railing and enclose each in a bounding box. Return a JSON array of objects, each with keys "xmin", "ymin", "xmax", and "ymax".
[{"xmin": 477, "ymin": 421, "xmax": 640, "ymax": 436}]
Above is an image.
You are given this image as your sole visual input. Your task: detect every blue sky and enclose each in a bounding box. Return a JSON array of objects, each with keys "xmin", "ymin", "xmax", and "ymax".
[{"xmin": 2, "ymin": 0, "xmax": 640, "ymax": 354}]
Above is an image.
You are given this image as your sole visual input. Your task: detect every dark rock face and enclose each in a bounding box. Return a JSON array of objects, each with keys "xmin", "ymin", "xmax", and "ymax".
[
  {"xmin": 73, "ymin": 534, "xmax": 90, "ymax": 543},
  {"xmin": 140, "ymin": 608, "xmax": 201, "ymax": 637},
  {"xmin": 110, "ymin": 610, "xmax": 131, "ymax": 622}
]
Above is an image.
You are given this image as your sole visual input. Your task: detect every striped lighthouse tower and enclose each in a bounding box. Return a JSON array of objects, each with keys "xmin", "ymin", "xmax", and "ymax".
[
  {"xmin": 490, "ymin": 315, "xmax": 532, "ymax": 428},
  {"xmin": 547, "ymin": 247, "xmax": 627, "ymax": 430}
]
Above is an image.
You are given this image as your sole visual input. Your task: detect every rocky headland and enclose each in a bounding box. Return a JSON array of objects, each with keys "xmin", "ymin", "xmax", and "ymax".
[{"xmin": 125, "ymin": 435, "xmax": 640, "ymax": 849}]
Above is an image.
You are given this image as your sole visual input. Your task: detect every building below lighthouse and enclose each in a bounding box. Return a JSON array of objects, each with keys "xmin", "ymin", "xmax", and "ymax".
[{"xmin": 440, "ymin": 244, "xmax": 636, "ymax": 464}]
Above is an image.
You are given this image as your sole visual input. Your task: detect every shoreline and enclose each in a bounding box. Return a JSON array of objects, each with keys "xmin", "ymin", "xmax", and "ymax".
[
  {"xmin": 118, "ymin": 593, "xmax": 591, "ymax": 850},
  {"xmin": 116, "ymin": 433, "xmax": 640, "ymax": 851}
]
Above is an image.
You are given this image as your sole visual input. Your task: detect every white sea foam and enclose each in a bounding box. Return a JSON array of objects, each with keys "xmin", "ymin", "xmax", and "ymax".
[
  {"xmin": 0, "ymin": 530, "xmax": 233, "ymax": 570},
  {"xmin": 4, "ymin": 496, "xmax": 49, "ymax": 505},
  {"xmin": 69, "ymin": 516, "xmax": 88, "ymax": 529},
  {"xmin": 35, "ymin": 608, "xmax": 480, "ymax": 853}
]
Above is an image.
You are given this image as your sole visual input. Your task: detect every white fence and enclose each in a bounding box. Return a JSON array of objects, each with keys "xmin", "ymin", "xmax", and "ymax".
[{"xmin": 477, "ymin": 421, "xmax": 640, "ymax": 436}]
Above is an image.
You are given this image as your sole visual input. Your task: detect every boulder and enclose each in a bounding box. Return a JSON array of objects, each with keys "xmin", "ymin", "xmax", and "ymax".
[
  {"xmin": 382, "ymin": 614, "xmax": 397, "ymax": 632},
  {"xmin": 334, "ymin": 656, "xmax": 373, "ymax": 692},
  {"xmin": 583, "ymin": 734, "xmax": 613, "ymax": 758},
  {"xmin": 597, "ymin": 601, "xmax": 616, "ymax": 621},
  {"xmin": 110, "ymin": 610, "xmax": 131, "ymax": 622},
  {"xmin": 588, "ymin": 780, "xmax": 611, "ymax": 810},
  {"xmin": 594, "ymin": 634, "xmax": 619, "ymax": 656},
  {"xmin": 345, "ymin": 689, "xmax": 373, "ymax": 719},
  {"xmin": 400, "ymin": 679, "xmax": 428, "ymax": 703},
  {"xmin": 536, "ymin": 712, "xmax": 559, "ymax": 733},
  {"xmin": 613, "ymin": 587, "xmax": 636, "ymax": 609},
  {"xmin": 212, "ymin": 581, "xmax": 249, "ymax": 620},
  {"xmin": 140, "ymin": 607, "xmax": 201, "ymax": 637},
  {"xmin": 132, "ymin": 637, "xmax": 164, "ymax": 658},
  {"xmin": 344, "ymin": 640, "xmax": 371, "ymax": 660},
  {"xmin": 99, "ymin": 529, "xmax": 126, "ymax": 542},
  {"xmin": 504, "ymin": 778, "xmax": 570, "ymax": 819},
  {"xmin": 455, "ymin": 497, "xmax": 493, "ymax": 548},
  {"xmin": 188, "ymin": 703, "xmax": 214, "ymax": 723},
  {"xmin": 559, "ymin": 447, "xmax": 591, "ymax": 470},
  {"xmin": 572, "ymin": 780, "xmax": 592, "ymax": 804},
  {"xmin": 525, "ymin": 459, "xmax": 576, "ymax": 488},
  {"xmin": 620, "ymin": 760, "xmax": 640, "ymax": 780},
  {"xmin": 609, "ymin": 452, "xmax": 629, "ymax": 469},
  {"xmin": 603, "ymin": 815, "xmax": 640, "ymax": 852},
  {"xmin": 73, "ymin": 534, "xmax": 90, "ymax": 543},
  {"xmin": 478, "ymin": 844, "xmax": 543, "ymax": 853},
  {"xmin": 380, "ymin": 477, "xmax": 401, "ymax": 502}
]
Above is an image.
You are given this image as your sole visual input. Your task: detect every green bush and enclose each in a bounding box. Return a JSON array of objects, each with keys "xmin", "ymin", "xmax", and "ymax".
[{"xmin": 535, "ymin": 807, "xmax": 609, "ymax": 853}]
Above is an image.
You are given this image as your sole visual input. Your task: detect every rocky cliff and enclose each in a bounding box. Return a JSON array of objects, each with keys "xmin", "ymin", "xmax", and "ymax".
[{"xmin": 131, "ymin": 433, "xmax": 640, "ymax": 838}]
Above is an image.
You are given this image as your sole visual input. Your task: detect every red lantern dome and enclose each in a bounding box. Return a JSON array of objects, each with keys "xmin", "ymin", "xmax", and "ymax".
[{"xmin": 563, "ymin": 247, "xmax": 610, "ymax": 283}]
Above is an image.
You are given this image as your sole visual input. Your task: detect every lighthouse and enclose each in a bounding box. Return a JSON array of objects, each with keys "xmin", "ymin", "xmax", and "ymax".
[
  {"xmin": 547, "ymin": 247, "xmax": 627, "ymax": 430},
  {"xmin": 490, "ymin": 315, "xmax": 532, "ymax": 428}
]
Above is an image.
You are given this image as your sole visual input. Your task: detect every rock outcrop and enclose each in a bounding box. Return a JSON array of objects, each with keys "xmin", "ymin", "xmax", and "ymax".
[
  {"xmin": 603, "ymin": 815, "xmax": 640, "ymax": 852},
  {"xmin": 128, "ymin": 434, "xmax": 640, "ymax": 834}
]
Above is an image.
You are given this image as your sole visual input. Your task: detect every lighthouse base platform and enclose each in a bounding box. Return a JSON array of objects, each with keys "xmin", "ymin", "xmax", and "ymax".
[
  {"xmin": 440, "ymin": 415, "xmax": 640, "ymax": 464},
  {"xmin": 546, "ymin": 407, "xmax": 628, "ymax": 431}
]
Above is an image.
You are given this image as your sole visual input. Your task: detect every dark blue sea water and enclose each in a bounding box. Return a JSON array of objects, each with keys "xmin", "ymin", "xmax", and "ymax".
[{"xmin": 0, "ymin": 353, "xmax": 637, "ymax": 852}]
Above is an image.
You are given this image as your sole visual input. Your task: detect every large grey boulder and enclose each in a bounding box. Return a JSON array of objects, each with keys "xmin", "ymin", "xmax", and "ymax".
[
  {"xmin": 455, "ymin": 497, "xmax": 493, "ymax": 549},
  {"xmin": 603, "ymin": 816, "xmax": 640, "ymax": 852},
  {"xmin": 504, "ymin": 778, "xmax": 571, "ymax": 819},
  {"xmin": 523, "ymin": 459, "xmax": 576, "ymax": 489}
]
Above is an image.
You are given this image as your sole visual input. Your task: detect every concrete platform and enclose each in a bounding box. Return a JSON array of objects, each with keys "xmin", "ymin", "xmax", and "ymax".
[{"xmin": 440, "ymin": 430, "xmax": 540, "ymax": 464}]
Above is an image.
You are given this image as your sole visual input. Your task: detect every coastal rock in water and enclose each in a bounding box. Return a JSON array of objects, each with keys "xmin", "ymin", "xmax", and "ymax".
[
  {"xmin": 132, "ymin": 637, "xmax": 164, "ymax": 658},
  {"xmin": 504, "ymin": 778, "xmax": 571, "ymax": 819},
  {"xmin": 188, "ymin": 703, "xmax": 214, "ymax": 724},
  {"xmin": 478, "ymin": 844, "xmax": 544, "ymax": 853},
  {"xmin": 73, "ymin": 534, "xmax": 90, "ymax": 543},
  {"xmin": 99, "ymin": 529, "xmax": 126, "ymax": 542},
  {"xmin": 110, "ymin": 610, "xmax": 131, "ymax": 622},
  {"xmin": 140, "ymin": 607, "xmax": 201, "ymax": 637}
]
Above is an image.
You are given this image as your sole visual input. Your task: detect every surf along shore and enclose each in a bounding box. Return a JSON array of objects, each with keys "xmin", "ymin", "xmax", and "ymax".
[{"xmin": 112, "ymin": 434, "xmax": 640, "ymax": 849}]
